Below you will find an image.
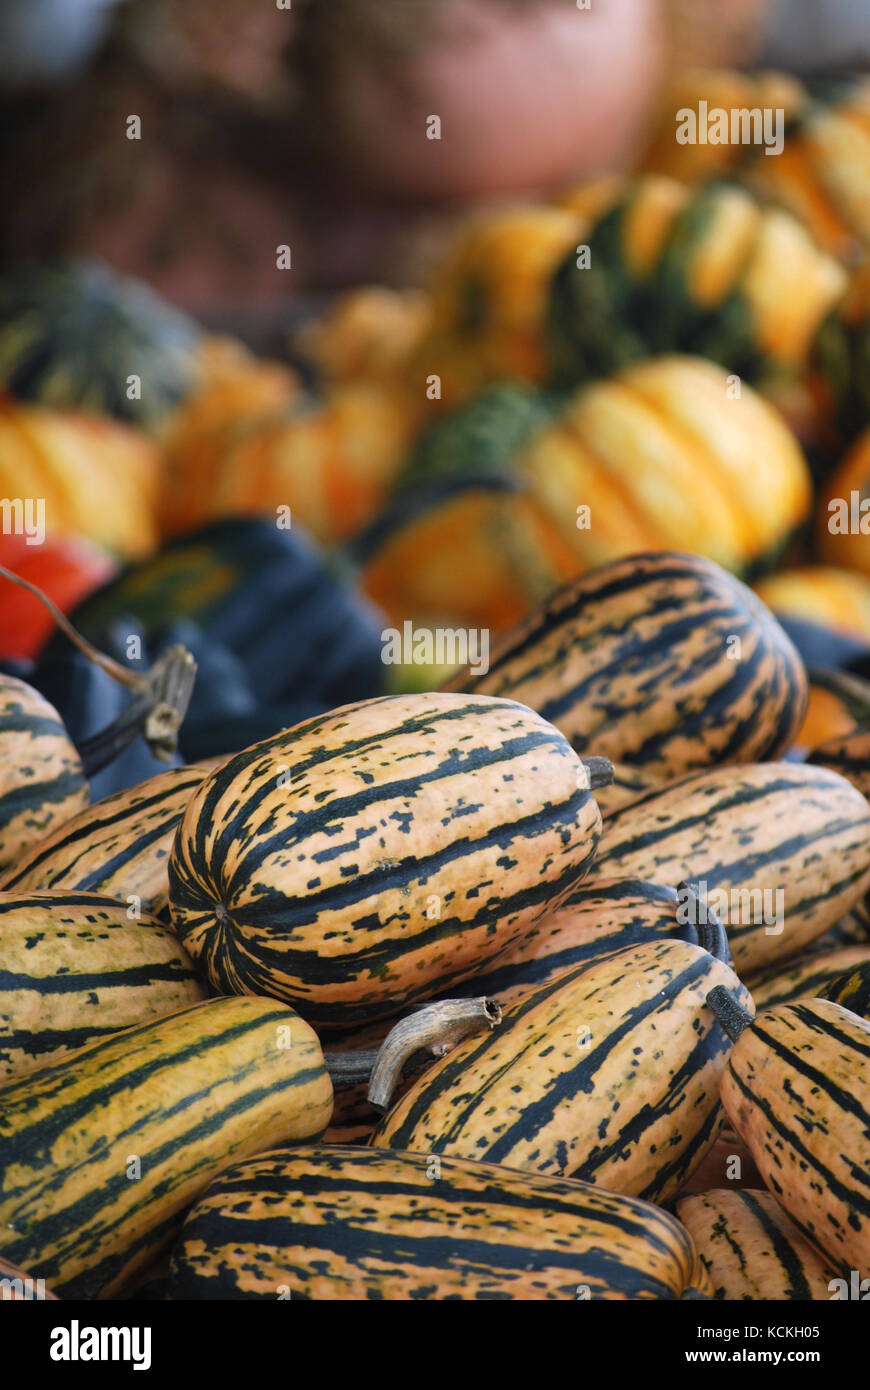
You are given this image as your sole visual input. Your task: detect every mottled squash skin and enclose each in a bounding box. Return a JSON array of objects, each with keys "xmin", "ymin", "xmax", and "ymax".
[
  {"xmin": 2, "ymin": 764, "xmax": 209, "ymax": 916},
  {"xmin": 746, "ymin": 944, "xmax": 870, "ymax": 1010},
  {"xmin": 0, "ymin": 996, "xmax": 332, "ymax": 1299},
  {"xmin": 0, "ymin": 890, "xmax": 206, "ymax": 1079},
  {"xmin": 372, "ymin": 938, "xmax": 752, "ymax": 1204},
  {"xmin": 448, "ymin": 551, "xmax": 808, "ymax": 781},
  {"xmin": 168, "ymin": 1146, "xmax": 712, "ymax": 1301},
  {"xmin": 676, "ymin": 1189, "xmax": 839, "ymax": 1301},
  {"xmin": 595, "ymin": 762, "xmax": 870, "ymax": 974},
  {"xmin": 169, "ymin": 692, "xmax": 604, "ymax": 1029},
  {"xmin": 0, "ymin": 675, "xmax": 88, "ymax": 872},
  {"xmin": 720, "ymin": 999, "xmax": 870, "ymax": 1278}
]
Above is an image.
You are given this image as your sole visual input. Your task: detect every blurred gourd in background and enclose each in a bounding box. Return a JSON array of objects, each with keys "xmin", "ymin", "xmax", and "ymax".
[{"xmin": 0, "ymin": 259, "xmax": 202, "ymax": 427}]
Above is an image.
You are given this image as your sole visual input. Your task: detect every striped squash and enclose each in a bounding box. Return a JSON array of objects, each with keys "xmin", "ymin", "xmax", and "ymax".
[
  {"xmin": 638, "ymin": 69, "xmax": 807, "ymax": 188},
  {"xmin": 168, "ymin": 1146, "xmax": 712, "ymax": 1301},
  {"xmin": 809, "ymin": 724, "xmax": 870, "ymax": 799},
  {"xmin": 818, "ymin": 959, "xmax": 870, "ymax": 1019},
  {"xmin": 1, "ymin": 763, "xmax": 209, "ymax": 916},
  {"xmin": 594, "ymin": 762, "xmax": 870, "ymax": 974},
  {"xmin": 806, "ymin": 909, "xmax": 870, "ymax": 953},
  {"xmin": 372, "ymin": 937, "xmax": 752, "ymax": 1203},
  {"xmin": 161, "ymin": 380, "xmax": 419, "ymax": 548},
  {"xmin": 713, "ymin": 990, "xmax": 870, "ymax": 1276},
  {"xmin": 746, "ymin": 944, "xmax": 870, "ymax": 1010},
  {"xmin": 675, "ymin": 1190, "xmax": 839, "ymax": 1301},
  {"xmin": 0, "ymin": 890, "xmax": 206, "ymax": 1079},
  {"xmin": 414, "ymin": 205, "xmax": 583, "ymax": 404},
  {"xmin": 0, "ymin": 258, "xmax": 201, "ymax": 428},
  {"xmin": 727, "ymin": 76, "xmax": 870, "ymax": 263},
  {"xmin": 546, "ymin": 178, "xmax": 845, "ymax": 390},
  {"xmin": 0, "ymin": 674, "xmax": 88, "ymax": 872},
  {"xmin": 0, "ymin": 1256, "xmax": 57, "ymax": 1301},
  {"xmin": 513, "ymin": 359, "xmax": 812, "ymax": 577},
  {"xmin": 0, "ymin": 996, "xmax": 332, "ymax": 1298},
  {"xmin": 455, "ymin": 878, "xmax": 697, "ymax": 1010},
  {"xmin": 447, "ymin": 552, "xmax": 807, "ymax": 780},
  {"xmin": 168, "ymin": 693, "xmax": 605, "ymax": 1030}
]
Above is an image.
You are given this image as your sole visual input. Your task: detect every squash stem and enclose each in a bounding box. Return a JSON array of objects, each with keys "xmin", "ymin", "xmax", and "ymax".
[
  {"xmin": 0, "ymin": 563, "xmax": 139, "ymax": 689},
  {"xmin": 77, "ymin": 687, "xmax": 155, "ymax": 777},
  {"xmin": 368, "ymin": 996, "xmax": 502, "ymax": 1110},
  {"xmin": 0, "ymin": 565, "xmax": 197, "ymax": 764},
  {"xmin": 581, "ymin": 756, "xmax": 615, "ymax": 789},
  {"xmin": 323, "ymin": 997, "xmax": 502, "ymax": 1105},
  {"xmin": 806, "ymin": 665, "xmax": 870, "ymax": 725},
  {"xmin": 706, "ymin": 985, "xmax": 753, "ymax": 1042},
  {"xmin": 75, "ymin": 645, "xmax": 197, "ymax": 771},
  {"xmin": 678, "ymin": 880, "xmax": 732, "ymax": 965},
  {"xmin": 323, "ymin": 1049, "xmax": 381, "ymax": 1089}
]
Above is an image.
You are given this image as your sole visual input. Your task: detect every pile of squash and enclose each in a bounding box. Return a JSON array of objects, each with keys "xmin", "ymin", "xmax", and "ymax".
[
  {"xmin": 5, "ymin": 68, "xmax": 870, "ymax": 660},
  {"xmin": 1, "ymin": 548, "xmax": 869, "ymax": 1301}
]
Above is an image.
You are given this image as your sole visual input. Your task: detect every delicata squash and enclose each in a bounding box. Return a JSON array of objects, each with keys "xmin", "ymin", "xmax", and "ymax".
[
  {"xmin": 168, "ymin": 1146, "xmax": 713, "ymax": 1301},
  {"xmin": 447, "ymin": 551, "xmax": 807, "ymax": 780},
  {"xmin": 371, "ymin": 933, "xmax": 751, "ymax": 1204},
  {"xmin": 168, "ymin": 692, "xmax": 609, "ymax": 1030},
  {"xmin": 0, "ymin": 996, "xmax": 333, "ymax": 1298},
  {"xmin": 710, "ymin": 987, "xmax": 870, "ymax": 1277}
]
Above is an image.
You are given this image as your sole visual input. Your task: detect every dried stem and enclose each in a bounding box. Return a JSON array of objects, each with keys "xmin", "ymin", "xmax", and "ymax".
[
  {"xmin": 677, "ymin": 880, "xmax": 732, "ymax": 965},
  {"xmin": 581, "ymin": 756, "xmax": 615, "ymax": 789},
  {"xmin": 0, "ymin": 565, "xmax": 196, "ymax": 764},
  {"xmin": 0, "ymin": 563, "xmax": 139, "ymax": 690},
  {"xmin": 706, "ymin": 985, "xmax": 754, "ymax": 1042},
  {"xmin": 362, "ymin": 996, "xmax": 502, "ymax": 1110}
]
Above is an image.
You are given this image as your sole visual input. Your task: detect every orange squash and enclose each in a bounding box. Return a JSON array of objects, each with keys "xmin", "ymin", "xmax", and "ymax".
[
  {"xmin": 0, "ymin": 397, "xmax": 159, "ymax": 559},
  {"xmin": 294, "ymin": 287, "xmax": 430, "ymax": 386},
  {"xmin": 638, "ymin": 67, "xmax": 807, "ymax": 187},
  {"xmin": 359, "ymin": 477, "xmax": 582, "ymax": 634},
  {"xmin": 754, "ymin": 566, "xmax": 870, "ymax": 643},
  {"xmin": 516, "ymin": 356, "xmax": 812, "ymax": 576},
  {"xmin": 162, "ymin": 380, "xmax": 418, "ymax": 547},
  {"xmin": 411, "ymin": 206, "xmax": 582, "ymax": 405}
]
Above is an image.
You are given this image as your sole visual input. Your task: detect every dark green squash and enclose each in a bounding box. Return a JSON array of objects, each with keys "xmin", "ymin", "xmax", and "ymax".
[
  {"xmin": 0, "ymin": 258, "xmax": 201, "ymax": 427},
  {"xmin": 546, "ymin": 177, "xmax": 844, "ymax": 392},
  {"xmin": 399, "ymin": 383, "xmax": 559, "ymax": 488}
]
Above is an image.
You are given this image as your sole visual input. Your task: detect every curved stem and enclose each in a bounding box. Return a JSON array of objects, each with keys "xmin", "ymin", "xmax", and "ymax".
[
  {"xmin": 581, "ymin": 756, "xmax": 614, "ymax": 790},
  {"xmin": 323, "ymin": 997, "xmax": 502, "ymax": 1104},
  {"xmin": 678, "ymin": 880, "xmax": 732, "ymax": 965},
  {"xmin": 807, "ymin": 665, "xmax": 870, "ymax": 725},
  {"xmin": 77, "ymin": 688, "xmax": 154, "ymax": 777},
  {"xmin": 74, "ymin": 645, "xmax": 197, "ymax": 770},
  {"xmin": 323, "ymin": 1049, "xmax": 381, "ymax": 1090},
  {"xmin": 706, "ymin": 985, "xmax": 753, "ymax": 1042},
  {"xmin": 367, "ymin": 997, "xmax": 501, "ymax": 1110},
  {"xmin": 0, "ymin": 563, "xmax": 139, "ymax": 690},
  {"xmin": 0, "ymin": 566, "xmax": 198, "ymax": 765}
]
